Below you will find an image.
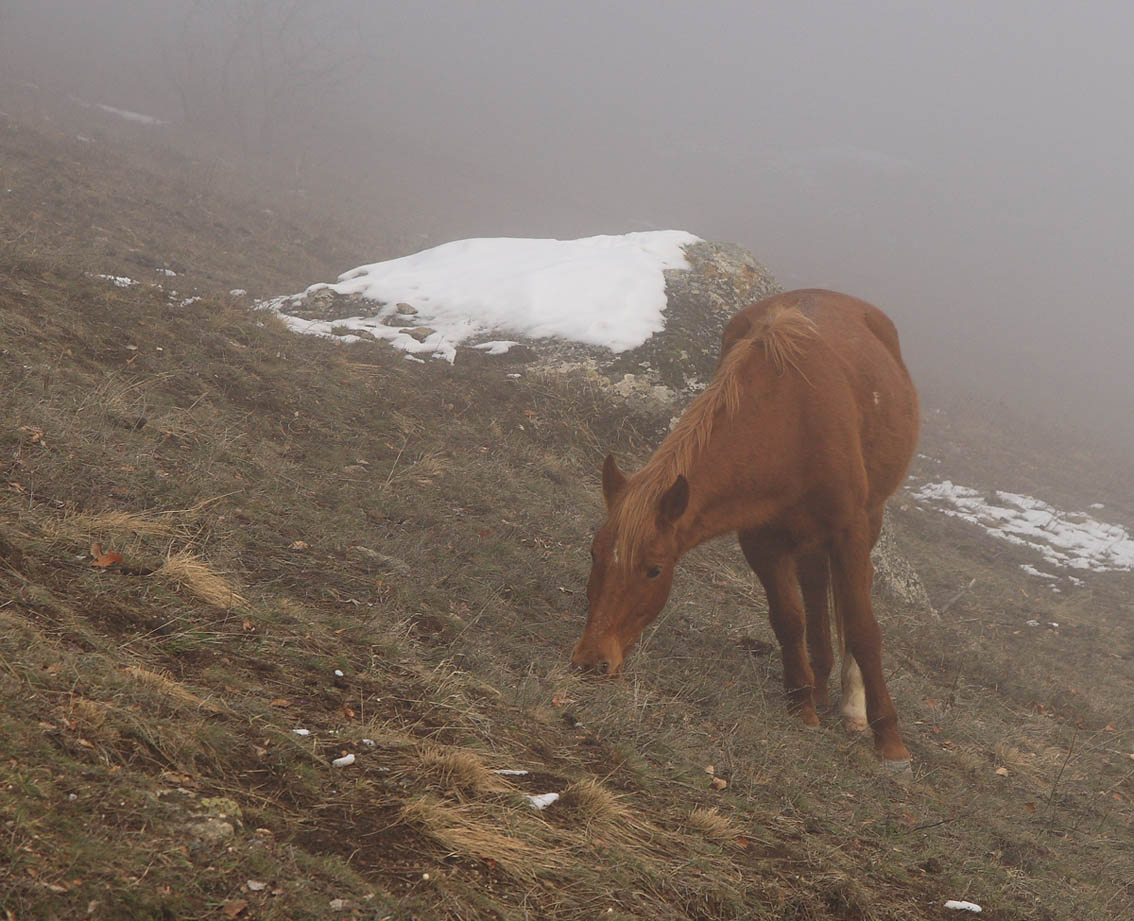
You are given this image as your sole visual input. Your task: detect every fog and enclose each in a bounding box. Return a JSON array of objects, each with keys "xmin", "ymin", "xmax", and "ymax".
[{"xmin": 2, "ymin": 1, "xmax": 1132, "ymax": 450}]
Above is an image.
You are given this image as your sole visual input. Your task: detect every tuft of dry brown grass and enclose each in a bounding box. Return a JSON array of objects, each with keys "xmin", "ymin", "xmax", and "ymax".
[
  {"xmin": 415, "ymin": 744, "xmax": 513, "ymax": 798},
  {"xmin": 122, "ymin": 664, "xmax": 227, "ymax": 714},
  {"xmin": 155, "ymin": 550, "xmax": 245, "ymax": 608},
  {"xmin": 399, "ymin": 797, "xmax": 562, "ymax": 879},
  {"xmin": 686, "ymin": 806, "xmax": 739, "ymax": 844}
]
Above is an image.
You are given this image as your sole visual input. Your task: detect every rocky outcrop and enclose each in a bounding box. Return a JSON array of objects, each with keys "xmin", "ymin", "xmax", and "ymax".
[{"xmin": 515, "ymin": 241, "xmax": 782, "ymax": 404}]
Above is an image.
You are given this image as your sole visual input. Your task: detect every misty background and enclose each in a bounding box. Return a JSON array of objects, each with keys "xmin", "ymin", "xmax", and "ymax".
[{"xmin": 2, "ymin": 0, "xmax": 1131, "ymax": 450}]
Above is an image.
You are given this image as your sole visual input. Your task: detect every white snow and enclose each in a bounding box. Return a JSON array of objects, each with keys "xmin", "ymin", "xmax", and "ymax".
[
  {"xmin": 944, "ymin": 900, "xmax": 982, "ymax": 913},
  {"xmin": 97, "ymin": 274, "xmax": 137, "ymax": 287},
  {"xmin": 262, "ymin": 231, "xmax": 700, "ymax": 362},
  {"xmin": 912, "ymin": 481, "xmax": 1134, "ymax": 574},
  {"xmin": 525, "ymin": 792, "xmax": 560, "ymax": 810},
  {"xmin": 492, "ymin": 769, "xmax": 530, "ymax": 776},
  {"xmin": 331, "ymin": 753, "xmax": 355, "ymax": 768},
  {"xmin": 95, "ymin": 103, "xmax": 167, "ymax": 126},
  {"xmin": 473, "ymin": 340, "xmax": 521, "ymax": 355}
]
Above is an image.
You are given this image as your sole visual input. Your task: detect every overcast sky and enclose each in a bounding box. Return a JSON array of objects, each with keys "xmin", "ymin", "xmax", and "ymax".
[{"xmin": 2, "ymin": 1, "xmax": 1131, "ymax": 445}]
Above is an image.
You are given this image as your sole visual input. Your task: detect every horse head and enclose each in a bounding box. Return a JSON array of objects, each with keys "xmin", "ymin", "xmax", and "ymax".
[{"xmin": 571, "ymin": 454, "xmax": 688, "ymax": 675}]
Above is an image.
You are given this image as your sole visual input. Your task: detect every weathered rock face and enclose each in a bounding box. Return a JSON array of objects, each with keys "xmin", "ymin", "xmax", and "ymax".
[
  {"xmin": 872, "ymin": 519, "xmax": 936, "ymax": 612},
  {"xmin": 588, "ymin": 240, "xmax": 783, "ymax": 397},
  {"xmin": 513, "ymin": 240, "xmax": 782, "ymax": 404}
]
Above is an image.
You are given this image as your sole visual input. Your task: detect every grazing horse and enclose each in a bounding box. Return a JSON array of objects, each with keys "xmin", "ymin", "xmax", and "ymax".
[{"xmin": 571, "ymin": 289, "xmax": 919, "ymax": 765}]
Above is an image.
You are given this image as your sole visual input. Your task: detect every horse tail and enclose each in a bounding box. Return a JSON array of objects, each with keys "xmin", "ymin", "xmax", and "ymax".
[{"xmin": 827, "ymin": 554, "xmax": 845, "ymax": 655}]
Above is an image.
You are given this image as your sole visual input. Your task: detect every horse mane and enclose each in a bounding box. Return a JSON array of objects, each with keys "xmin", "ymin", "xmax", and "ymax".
[{"xmin": 613, "ymin": 304, "xmax": 817, "ymax": 565}]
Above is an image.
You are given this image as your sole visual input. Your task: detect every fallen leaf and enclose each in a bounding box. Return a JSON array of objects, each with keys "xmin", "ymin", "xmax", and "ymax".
[
  {"xmin": 289, "ymin": 540, "xmax": 309, "ymax": 551},
  {"xmin": 710, "ymin": 776, "xmax": 728, "ymax": 790},
  {"xmin": 270, "ymin": 698, "xmax": 292, "ymax": 708},
  {"xmin": 704, "ymin": 765, "xmax": 716, "ymax": 775},
  {"xmin": 246, "ymin": 880, "xmax": 267, "ymax": 892},
  {"xmin": 90, "ymin": 543, "xmax": 123, "ymax": 568},
  {"xmin": 995, "ymin": 766, "xmax": 1009, "ymax": 776},
  {"xmin": 1024, "ymin": 802, "xmax": 1036, "ymax": 812},
  {"xmin": 221, "ymin": 899, "xmax": 249, "ymax": 918}
]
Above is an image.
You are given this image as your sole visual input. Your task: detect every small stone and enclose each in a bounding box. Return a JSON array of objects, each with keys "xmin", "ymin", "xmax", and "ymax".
[
  {"xmin": 188, "ymin": 818, "xmax": 235, "ymax": 842},
  {"xmin": 404, "ymin": 326, "xmax": 435, "ymax": 342},
  {"xmin": 395, "ymin": 302, "xmax": 417, "ymax": 315}
]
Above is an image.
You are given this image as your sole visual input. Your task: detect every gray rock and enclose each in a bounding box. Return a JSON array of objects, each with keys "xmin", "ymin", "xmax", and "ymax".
[
  {"xmin": 187, "ymin": 818, "xmax": 235, "ymax": 842},
  {"xmin": 872, "ymin": 520, "xmax": 935, "ymax": 612},
  {"xmin": 526, "ymin": 240, "xmax": 782, "ymax": 400}
]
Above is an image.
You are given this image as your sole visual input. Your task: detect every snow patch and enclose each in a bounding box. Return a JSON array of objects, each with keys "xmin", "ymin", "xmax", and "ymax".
[
  {"xmin": 97, "ymin": 274, "xmax": 137, "ymax": 288},
  {"xmin": 95, "ymin": 103, "xmax": 167, "ymax": 126},
  {"xmin": 912, "ymin": 481, "xmax": 1134, "ymax": 574},
  {"xmin": 261, "ymin": 231, "xmax": 700, "ymax": 362}
]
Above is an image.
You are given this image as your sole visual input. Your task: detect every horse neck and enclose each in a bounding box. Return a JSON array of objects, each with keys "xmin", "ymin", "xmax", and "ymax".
[{"xmin": 662, "ymin": 387, "xmax": 796, "ymax": 557}]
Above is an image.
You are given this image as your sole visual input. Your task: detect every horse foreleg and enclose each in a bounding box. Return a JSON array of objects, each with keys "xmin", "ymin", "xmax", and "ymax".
[
  {"xmin": 830, "ymin": 522, "xmax": 909, "ymax": 764},
  {"xmin": 739, "ymin": 533, "xmax": 818, "ymax": 727}
]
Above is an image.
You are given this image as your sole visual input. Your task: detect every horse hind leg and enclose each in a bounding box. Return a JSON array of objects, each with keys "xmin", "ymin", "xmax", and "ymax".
[
  {"xmin": 840, "ymin": 651, "xmax": 868, "ymax": 732},
  {"xmin": 839, "ymin": 504, "xmax": 884, "ymax": 733},
  {"xmin": 797, "ymin": 551, "xmax": 834, "ymax": 709},
  {"xmin": 829, "ymin": 518, "xmax": 910, "ymax": 763}
]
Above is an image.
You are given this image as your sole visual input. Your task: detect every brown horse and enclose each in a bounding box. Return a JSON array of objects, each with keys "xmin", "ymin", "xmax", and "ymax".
[{"xmin": 571, "ymin": 289, "xmax": 919, "ymax": 765}]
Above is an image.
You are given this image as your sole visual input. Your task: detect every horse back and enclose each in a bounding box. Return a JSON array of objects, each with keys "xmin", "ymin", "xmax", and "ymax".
[{"xmin": 721, "ymin": 289, "xmax": 919, "ymax": 507}]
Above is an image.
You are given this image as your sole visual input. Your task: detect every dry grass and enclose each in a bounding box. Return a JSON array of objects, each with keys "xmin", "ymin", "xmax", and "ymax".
[
  {"xmin": 155, "ymin": 550, "xmax": 245, "ymax": 609},
  {"xmin": 122, "ymin": 664, "xmax": 227, "ymax": 714},
  {"xmin": 686, "ymin": 806, "xmax": 740, "ymax": 844},
  {"xmin": 399, "ymin": 797, "xmax": 563, "ymax": 879},
  {"xmin": 415, "ymin": 744, "xmax": 514, "ymax": 798},
  {"xmin": 0, "ymin": 98, "xmax": 1129, "ymax": 921}
]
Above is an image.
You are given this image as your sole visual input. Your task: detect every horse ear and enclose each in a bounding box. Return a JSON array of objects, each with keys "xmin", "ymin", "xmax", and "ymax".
[
  {"xmin": 657, "ymin": 475, "xmax": 689, "ymax": 526},
  {"xmin": 602, "ymin": 453, "xmax": 627, "ymax": 510}
]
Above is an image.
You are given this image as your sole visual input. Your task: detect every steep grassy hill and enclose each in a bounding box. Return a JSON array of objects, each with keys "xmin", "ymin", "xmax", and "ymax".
[{"xmin": 1, "ymin": 109, "xmax": 1130, "ymax": 921}]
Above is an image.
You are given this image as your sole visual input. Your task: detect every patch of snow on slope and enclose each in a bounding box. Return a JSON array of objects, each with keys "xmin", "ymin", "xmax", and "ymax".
[
  {"xmin": 95, "ymin": 103, "xmax": 167, "ymax": 126},
  {"xmin": 912, "ymin": 481, "xmax": 1134, "ymax": 574},
  {"xmin": 262, "ymin": 231, "xmax": 700, "ymax": 362}
]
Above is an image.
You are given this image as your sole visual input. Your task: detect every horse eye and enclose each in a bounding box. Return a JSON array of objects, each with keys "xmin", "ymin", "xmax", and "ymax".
[{"xmin": 645, "ymin": 566, "xmax": 661, "ymax": 580}]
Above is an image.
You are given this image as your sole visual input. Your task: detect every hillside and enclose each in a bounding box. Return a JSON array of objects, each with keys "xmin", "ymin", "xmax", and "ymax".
[{"xmin": 1, "ymin": 108, "xmax": 1131, "ymax": 921}]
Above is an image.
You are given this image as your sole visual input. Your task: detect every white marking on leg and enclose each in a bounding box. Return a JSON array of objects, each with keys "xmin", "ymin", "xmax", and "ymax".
[{"xmin": 840, "ymin": 653, "xmax": 867, "ymax": 730}]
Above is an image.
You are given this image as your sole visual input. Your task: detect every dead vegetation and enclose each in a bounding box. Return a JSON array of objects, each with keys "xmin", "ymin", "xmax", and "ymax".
[{"xmin": 0, "ymin": 107, "xmax": 1130, "ymax": 921}]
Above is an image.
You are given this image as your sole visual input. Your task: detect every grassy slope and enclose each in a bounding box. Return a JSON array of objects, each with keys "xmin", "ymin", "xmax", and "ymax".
[{"xmin": 1, "ymin": 110, "xmax": 1131, "ymax": 921}]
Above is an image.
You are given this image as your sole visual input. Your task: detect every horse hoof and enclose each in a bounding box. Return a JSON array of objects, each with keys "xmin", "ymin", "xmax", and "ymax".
[
  {"xmin": 882, "ymin": 758, "xmax": 912, "ymax": 774},
  {"xmin": 843, "ymin": 716, "xmax": 868, "ymax": 733}
]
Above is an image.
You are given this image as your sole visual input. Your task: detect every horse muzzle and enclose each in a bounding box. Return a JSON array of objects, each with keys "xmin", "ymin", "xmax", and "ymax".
[{"xmin": 570, "ymin": 634, "xmax": 624, "ymax": 676}]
